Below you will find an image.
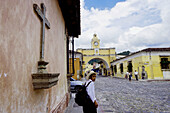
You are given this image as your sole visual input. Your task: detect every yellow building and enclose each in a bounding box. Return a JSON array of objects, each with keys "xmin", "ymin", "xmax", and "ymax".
[
  {"xmin": 111, "ymin": 48, "xmax": 170, "ymax": 79},
  {"xmin": 77, "ymin": 34, "xmax": 116, "ymax": 76},
  {"xmin": 69, "ymin": 51, "xmax": 83, "ymax": 80}
]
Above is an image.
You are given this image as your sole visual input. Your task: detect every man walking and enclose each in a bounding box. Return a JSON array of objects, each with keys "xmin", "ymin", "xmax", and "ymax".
[
  {"xmin": 125, "ymin": 71, "xmax": 129, "ymax": 79},
  {"xmin": 134, "ymin": 70, "xmax": 138, "ymax": 81}
]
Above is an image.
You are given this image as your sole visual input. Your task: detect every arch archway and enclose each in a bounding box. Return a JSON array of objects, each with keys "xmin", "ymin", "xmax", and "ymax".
[
  {"xmin": 85, "ymin": 57, "xmax": 110, "ymax": 76},
  {"xmin": 86, "ymin": 57, "xmax": 109, "ymax": 69}
]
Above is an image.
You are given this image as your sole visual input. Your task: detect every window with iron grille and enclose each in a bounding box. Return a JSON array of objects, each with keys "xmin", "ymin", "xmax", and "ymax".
[
  {"xmin": 160, "ymin": 58, "xmax": 170, "ymax": 69},
  {"xmin": 127, "ymin": 61, "xmax": 133, "ymax": 72},
  {"xmin": 114, "ymin": 65, "xmax": 117, "ymax": 74},
  {"xmin": 120, "ymin": 63, "xmax": 123, "ymax": 74}
]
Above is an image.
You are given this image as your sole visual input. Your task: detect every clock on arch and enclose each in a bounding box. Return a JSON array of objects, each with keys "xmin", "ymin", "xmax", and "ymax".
[{"xmin": 94, "ymin": 41, "xmax": 98, "ymax": 46}]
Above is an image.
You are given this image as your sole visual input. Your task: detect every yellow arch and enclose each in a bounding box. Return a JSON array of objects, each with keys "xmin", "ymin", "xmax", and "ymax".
[
  {"xmin": 86, "ymin": 57, "xmax": 110, "ymax": 69},
  {"xmin": 82, "ymin": 55, "xmax": 112, "ymax": 76},
  {"xmin": 77, "ymin": 47, "xmax": 116, "ymax": 76}
]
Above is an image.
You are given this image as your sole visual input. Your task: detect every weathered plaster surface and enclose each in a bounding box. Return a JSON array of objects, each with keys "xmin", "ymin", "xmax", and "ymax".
[{"xmin": 0, "ymin": 0, "xmax": 68, "ymax": 112}]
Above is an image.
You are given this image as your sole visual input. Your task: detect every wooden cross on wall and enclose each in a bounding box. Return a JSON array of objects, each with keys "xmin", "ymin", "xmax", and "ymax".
[{"xmin": 33, "ymin": 3, "xmax": 50, "ymax": 61}]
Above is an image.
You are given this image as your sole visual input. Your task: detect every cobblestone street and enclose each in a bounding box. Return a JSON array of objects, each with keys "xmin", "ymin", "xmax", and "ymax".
[
  {"xmin": 65, "ymin": 76, "xmax": 170, "ymax": 113},
  {"xmin": 95, "ymin": 76, "xmax": 170, "ymax": 113}
]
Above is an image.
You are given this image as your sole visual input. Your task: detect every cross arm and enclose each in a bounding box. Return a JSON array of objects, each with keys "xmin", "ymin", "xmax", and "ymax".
[
  {"xmin": 45, "ymin": 18, "xmax": 50, "ymax": 29},
  {"xmin": 33, "ymin": 4, "xmax": 50, "ymax": 29}
]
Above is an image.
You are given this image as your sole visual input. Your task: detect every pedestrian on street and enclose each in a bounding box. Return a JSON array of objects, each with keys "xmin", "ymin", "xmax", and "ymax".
[
  {"xmin": 83, "ymin": 71, "xmax": 98, "ymax": 113},
  {"xmin": 142, "ymin": 71, "xmax": 145, "ymax": 79},
  {"xmin": 125, "ymin": 71, "xmax": 129, "ymax": 79},
  {"xmin": 134, "ymin": 70, "xmax": 138, "ymax": 81},
  {"xmin": 129, "ymin": 72, "xmax": 132, "ymax": 81}
]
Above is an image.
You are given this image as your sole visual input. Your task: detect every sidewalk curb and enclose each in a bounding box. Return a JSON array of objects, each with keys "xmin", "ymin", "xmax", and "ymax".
[
  {"xmin": 111, "ymin": 76, "xmax": 170, "ymax": 82},
  {"xmin": 64, "ymin": 96, "xmax": 74, "ymax": 113},
  {"xmin": 146, "ymin": 79, "xmax": 170, "ymax": 82}
]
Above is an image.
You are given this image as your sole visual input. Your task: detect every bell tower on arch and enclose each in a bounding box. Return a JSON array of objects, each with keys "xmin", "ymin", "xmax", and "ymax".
[
  {"xmin": 77, "ymin": 33, "xmax": 116, "ymax": 77},
  {"xmin": 91, "ymin": 34, "xmax": 100, "ymax": 49}
]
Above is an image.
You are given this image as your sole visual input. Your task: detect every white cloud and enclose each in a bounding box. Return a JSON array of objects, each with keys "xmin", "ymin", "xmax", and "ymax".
[{"xmin": 75, "ymin": 0, "xmax": 170, "ymax": 53}]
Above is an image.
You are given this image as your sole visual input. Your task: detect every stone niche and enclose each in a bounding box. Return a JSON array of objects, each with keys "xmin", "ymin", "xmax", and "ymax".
[{"xmin": 31, "ymin": 61, "xmax": 60, "ymax": 90}]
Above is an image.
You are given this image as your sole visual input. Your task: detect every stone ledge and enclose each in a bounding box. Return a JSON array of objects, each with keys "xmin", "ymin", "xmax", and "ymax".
[{"xmin": 31, "ymin": 73, "xmax": 60, "ymax": 89}]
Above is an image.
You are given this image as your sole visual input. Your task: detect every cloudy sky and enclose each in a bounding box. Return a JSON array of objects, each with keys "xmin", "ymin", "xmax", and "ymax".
[{"xmin": 75, "ymin": 0, "xmax": 170, "ymax": 53}]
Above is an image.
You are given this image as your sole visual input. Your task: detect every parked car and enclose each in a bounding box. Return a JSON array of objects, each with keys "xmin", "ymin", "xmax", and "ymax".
[{"xmin": 70, "ymin": 77, "xmax": 84, "ymax": 93}]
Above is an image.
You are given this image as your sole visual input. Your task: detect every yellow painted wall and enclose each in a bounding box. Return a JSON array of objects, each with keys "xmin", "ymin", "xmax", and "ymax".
[
  {"xmin": 132, "ymin": 56, "xmax": 143, "ymax": 79},
  {"xmin": 110, "ymin": 56, "xmax": 116, "ymax": 62},
  {"xmin": 109, "ymin": 49, "xmax": 115, "ymax": 54},
  {"xmin": 99, "ymin": 50, "xmax": 110, "ymax": 55},
  {"xmin": 82, "ymin": 50, "xmax": 94, "ymax": 55},
  {"xmin": 69, "ymin": 58, "xmax": 81, "ymax": 80},
  {"xmin": 77, "ymin": 49, "xmax": 82, "ymax": 53},
  {"xmin": 112, "ymin": 55, "xmax": 169, "ymax": 79}
]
